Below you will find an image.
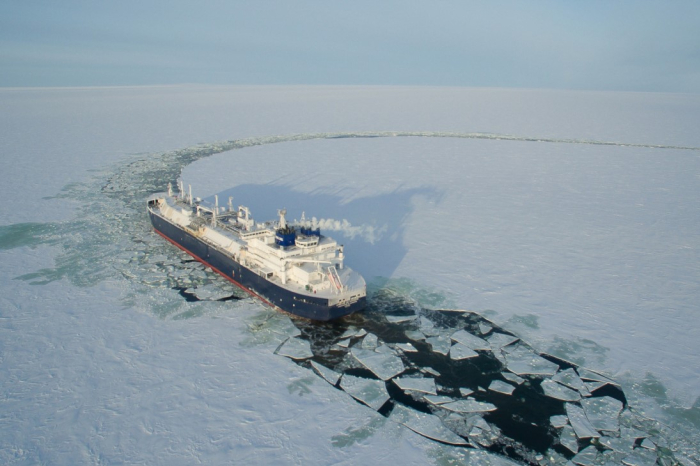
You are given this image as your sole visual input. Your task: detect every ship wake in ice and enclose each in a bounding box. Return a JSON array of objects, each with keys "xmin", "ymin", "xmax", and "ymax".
[{"xmin": 1, "ymin": 131, "xmax": 699, "ymax": 465}]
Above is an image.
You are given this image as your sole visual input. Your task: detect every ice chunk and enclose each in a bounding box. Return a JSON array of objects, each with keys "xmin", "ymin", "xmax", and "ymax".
[
  {"xmin": 393, "ymin": 342, "xmax": 418, "ymax": 353},
  {"xmin": 361, "ymin": 333, "xmax": 379, "ymax": 350},
  {"xmin": 451, "ymin": 329, "xmax": 491, "ymax": 350},
  {"xmin": 565, "ymin": 403, "xmax": 600, "ymax": 440},
  {"xmin": 389, "ymin": 403, "xmax": 468, "ymax": 446},
  {"xmin": 578, "ymin": 368, "xmax": 615, "ymax": 384},
  {"xmin": 552, "ymin": 368, "xmax": 591, "ymax": 396},
  {"xmin": 351, "ymin": 347, "xmax": 405, "ymax": 381},
  {"xmin": 550, "ymin": 414, "xmax": 568, "ymax": 429},
  {"xmin": 459, "ymin": 387, "xmax": 474, "ymax": 397},
  {"xmin": 405, "ymin": 330, "xmax": 425, "ymax": 341},
  {"xmin": 386, "ymin": 314, "xmax": 418, "ymax": 323},
  {"xmin": 581, "ymin": 396, "xmax": 623, "ymax": 433},
  {"xmin": 187, "ymin": 284, "xmax": 233, "ymax": 301},
  {"xmin": 393, "ymin": 376, "xmax": 437, "ymax": 395},
  {"xmin": 505, "ymin": 346, "xmax": 559, "ymax": 377},
  {"xmin": 621, "ymin": 449, "xmax": 659, "ymax": 466},
  {"xmin": 340, "ymin": 327, "xmax": 367, "ymax": 339},
  {"xmin": 478, "ymin": 323, "xmax": 493, "ymax": 335},
  {"xmin": 339, "ymin": 374, "xmax": 389, "ymax": 411},
  {"xmin": 421, "ymin": 366, "xmax": 440, "ymax": 377},
  {"xmin": 424, "ymin": 395, "xmax": 455, "ymax": 406},
  {"xmin": 336, "ymin": 338, "xmax": 352, "ymax": 348},
  {"xmin": 310, "ymin": 360, "xmax": 341, "ymax": 386},
  {"xmin": 439, "ymin": 398, "xmax": 497, "ymax": 413},
  {"xmin": 541, "ymin": 379, "xmax": 581, "ymax": 402},
  {"xmin": 426, "ymin": 335, "xmax": 451, "ymax": 355},
  {"xmin": 640, "ymin": 438, "xmax": 656, "ymax": 451},
  {"xmin": 571, "ymin": 446, "xmax": 598, "ymax": 466},
  {"xmin": 488, "ymin": 380, "xmax": 515, "ymax": 396},
  {"xmin": 487, "ymin": 332, "xmax": 519, "ymax": 350},
  {"xmin": 419, "ymin": 316, "xmax": 443, "ymax": 337},
  {"xmin": 583, "ymin": 380, "xmax": 608, "ymax": 393},
  {"xmin": 502, "ymin": 372, "xmax": 525, "ymax": 385},
  {"xmin": 275, "ymin": 337, "xmax": 313, "ymax": 360},
  {"xmin": 450, "ymin": 342, "xmax": 479, "ymax": 360},
  {"xmin": 560, "ymin": 425, "xmax": 579, "ymax": 454}
]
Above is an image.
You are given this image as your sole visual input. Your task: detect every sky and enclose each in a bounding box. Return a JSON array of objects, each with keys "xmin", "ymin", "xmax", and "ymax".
[{"xmin": 1, "ymin": 0, "xmax": 699, "ymax": 93}]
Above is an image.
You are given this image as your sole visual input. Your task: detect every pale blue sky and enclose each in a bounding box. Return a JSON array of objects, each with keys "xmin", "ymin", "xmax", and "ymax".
[{"xmin": 1, "ymin": 0, "xmax": 698, "ymax": 92}]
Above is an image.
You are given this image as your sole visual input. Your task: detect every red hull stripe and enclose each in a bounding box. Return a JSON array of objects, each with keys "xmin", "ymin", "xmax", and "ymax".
[{"xmin": 153, "ymin": 228, "xmax": 276, "ymax": 309}]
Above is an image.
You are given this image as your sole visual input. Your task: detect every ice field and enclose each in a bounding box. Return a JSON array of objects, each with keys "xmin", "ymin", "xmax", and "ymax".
[{"xmin": 1, "ymin": 85, "xmax": 699, "ymax": 464}]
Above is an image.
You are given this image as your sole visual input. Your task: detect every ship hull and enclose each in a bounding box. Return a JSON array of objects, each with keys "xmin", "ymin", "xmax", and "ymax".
[{"xmin": 148, "ymin": 209, "xmax": 365, "ymax": 321}]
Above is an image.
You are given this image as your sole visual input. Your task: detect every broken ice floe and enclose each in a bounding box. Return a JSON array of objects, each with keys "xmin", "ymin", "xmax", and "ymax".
[
  {"xmin": 504, "ymin": 345, "xmax": 559, "ymax": 377},
  {"xmin": 389, "ymin": 403, "xmax": 468, "ymax": 446},
  {"xmin": 393, "ymin": 376, "xmax": 437, "ymax": 395},
  {"xmin": 350, "ymin": 346, "xmax": 405, "ymax": 381},
  {"xmin": 279, "ymin": 293, "xmax": 685, "ymax": 466},
  {"xmin": 310, "ymin": 361, "xmax": 341, "ymax": 386},
  {"xmin": 571, "ymin": 445, "xmax": 598, "ymax": 466},
  {"xmin": 360, "ymin": 333, "xmax": 379, "ymax": 349},
  {"xmin": 275, "ymin": 337, "xmax": 313, "ymax": 360},
  {"xmin": 449, "ymin": 342, "xmax": 479, "ymax": 360},
  {"xmin": 339, "ymin": 374, "xmax": 389, "ymax": 411},
  {"xmin": 559, "ymin": 424, "xmax": 579, "ymax": 454},
  {"xmin": 392, "ymin": 342, "xmax": 417, "ymax": 353},
  {"xmin": 451, "ymin": 329, "xmax": 491, "ymax": 351},
  {"xmin": 566, "ymin": 403, "xmax": 600, "ymax": 439},
  {"xmin": 540, "ymin": 379, "xmax": 581, "ymax": 402},
  {"xmin": 426, "ymin": 335, "xmax": 451, "ymax": 355},
  {"xmin": 438, "ymin": 398, "xmax": 497, "ymax": 414},
  {"xmin": 52, "ymin": 136, "xmax": 691, "ymax": 466},
  {"xmin": 385, "ymin": 314, "xmax": 418, "ymax": 323},
  {"xmin": 488, "ymin": 380, "xmax": 515, "ymax": 396},
  {"xmin": 581, "ymin": 396, "xmax": 623, "ymax": 434},
  {"xmin": 552, "ymin": 368, "xmax": 591, "ymax": 396},
  {"xmin": 550, "ymin": 414, "xmax": 568, "ymax": 429}
]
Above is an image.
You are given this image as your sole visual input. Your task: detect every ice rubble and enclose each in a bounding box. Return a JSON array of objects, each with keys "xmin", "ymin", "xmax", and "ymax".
[{"xmin": 280, "ymin": 302, "xmax": 691, "ymax": 466}]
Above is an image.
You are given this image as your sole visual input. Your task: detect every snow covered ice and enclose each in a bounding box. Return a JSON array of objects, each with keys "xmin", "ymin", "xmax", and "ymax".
[{"xmin": 2, "ymin": 85, "xmax": 700, "ymax": 465}]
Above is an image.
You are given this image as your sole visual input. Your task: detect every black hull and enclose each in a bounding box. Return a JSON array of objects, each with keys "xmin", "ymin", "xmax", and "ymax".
[{"xmin": 148, "ymin": 210, "xmax": 365, "ymax": 321}]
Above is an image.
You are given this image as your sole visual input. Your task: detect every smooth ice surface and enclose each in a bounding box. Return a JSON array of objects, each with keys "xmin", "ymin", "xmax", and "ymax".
[
  {"xmin": 350, "ymin": 347, "xmax": 405, "ymax": 381},
  {"xmin": 426, "ymin": 335, "xmax": 451, "ymax": 356},
  {"xmin": 339, "ymin": 374, "xmax": 390, "ymax": 411},
  {"xmin": 389, "ymin": 403, "xmax": 468, "ymax": 446}
]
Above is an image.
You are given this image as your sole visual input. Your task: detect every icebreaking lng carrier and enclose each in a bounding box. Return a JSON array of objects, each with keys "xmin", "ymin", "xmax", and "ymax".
[{"xmin": 147, "ymin": 182, "xmax": 366, "ymax": 321}]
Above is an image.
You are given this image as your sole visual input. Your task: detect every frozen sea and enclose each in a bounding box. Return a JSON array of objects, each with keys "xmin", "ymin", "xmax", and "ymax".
[{"xmin": 1, "ymin": 85, "xmax": 699, "ymax": 465}]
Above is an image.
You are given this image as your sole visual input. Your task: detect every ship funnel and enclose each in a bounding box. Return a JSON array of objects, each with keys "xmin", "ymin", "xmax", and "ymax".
[{"xmin": 278, "ymin": 208, "xmax": 287, "ymax": 229}]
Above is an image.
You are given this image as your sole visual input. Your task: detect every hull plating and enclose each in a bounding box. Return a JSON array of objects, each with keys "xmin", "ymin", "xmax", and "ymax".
[{"xmin": 148, "ymin": 210, "xmax": 365, "ymax": 321}]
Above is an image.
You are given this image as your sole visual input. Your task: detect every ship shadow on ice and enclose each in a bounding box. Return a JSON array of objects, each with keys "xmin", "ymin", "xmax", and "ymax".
[
  {"xmin": 273, "ymin": 289, "xmax": 686, "ymax": 466},
  {"xmin": 203, "ymin": 183, "xmax": 442, "ymax": 279}
]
